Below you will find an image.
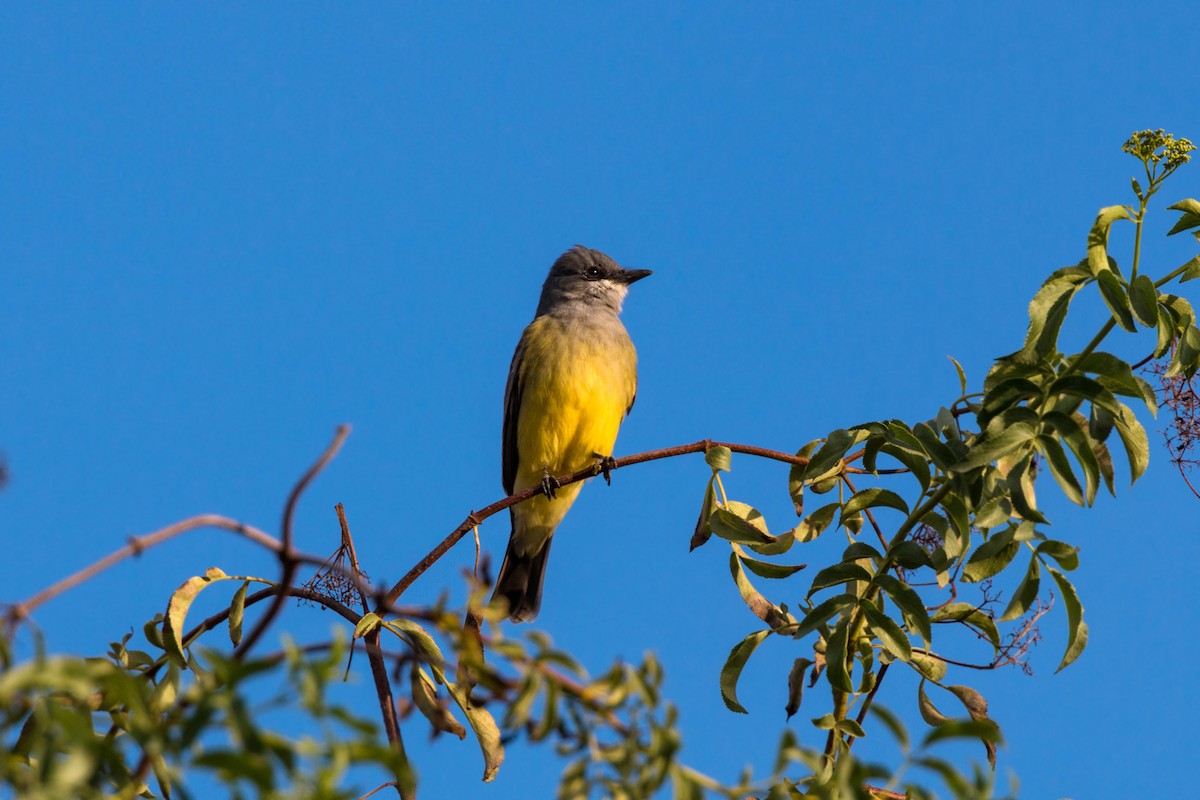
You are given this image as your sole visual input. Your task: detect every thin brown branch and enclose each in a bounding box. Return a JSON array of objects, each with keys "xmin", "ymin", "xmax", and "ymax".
[
  {"xmin": 1178, "ymin": 465, "xmax": 1200, "ymax": 500},
  {"xmin": 365, "ymin": 626, "xmax": 412, "ymax": 799},
  {"xmin": 911, "ymin": 587, "xmax": 1048, "ymax": 674},
  {"xmin": 910, "ymin": 648, "xmax": 997, "ymax": 671},
  {"xmin": 840, "ymin": 474, "xmax": 889, "ymax": 551},
  {"xmin": 382, "ymin": 439, "xmax": 810, "ymax": 607},
  {"xmin": 356, "ymin": 782, "xmax": 400, "ymax": 800},
  {"xmin": 237, "ymin": 425, "xmax": 351, "ymax": 659},
  {"xmin": 8, "ymin": 435, "xmax": 809, "ymax": 646},
  {"xmin": 847, "ymin": 661, "xmax": 889, "ymax": 752},
  {"xmin": 4, "ymin": 514, "xmax": 281, "ymax": 631},
  {"xmin": 336, "ymin": 502, "xmax": 370, "ymax": 614},
  {"xmin": 184, "ymin": 585, "xmax": 362, "ymax": 648}
]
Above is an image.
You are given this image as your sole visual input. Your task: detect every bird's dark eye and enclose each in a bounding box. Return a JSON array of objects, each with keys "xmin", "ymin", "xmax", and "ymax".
[{"xmin": 584, "ymin": 265, "xmax": 603, "ymax": 280}]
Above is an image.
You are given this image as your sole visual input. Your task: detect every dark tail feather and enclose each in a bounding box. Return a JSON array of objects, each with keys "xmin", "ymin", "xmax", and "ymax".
[{"xmin": 492, "ymin": 532, "xmax": 553, "ymax": 623}]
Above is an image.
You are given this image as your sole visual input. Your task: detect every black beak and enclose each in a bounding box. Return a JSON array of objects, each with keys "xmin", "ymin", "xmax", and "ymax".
[{"xmin": 618, "ymin": 268, "xmax": 653, "ymax": 285}]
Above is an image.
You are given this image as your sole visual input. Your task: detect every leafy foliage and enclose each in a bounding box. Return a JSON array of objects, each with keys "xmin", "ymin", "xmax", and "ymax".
[
  {"xmin": 2, "ymin": 132, "xmax": 1198, "ymax": 799},
  {"xmin": 690, "ymin": 129, "xmax": 1199, "ymax": 791}
]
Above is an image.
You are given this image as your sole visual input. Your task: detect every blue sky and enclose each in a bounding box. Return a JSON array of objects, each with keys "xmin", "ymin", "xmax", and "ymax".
[{"xmin": 2, "ymin": 4, "xmax": 1197, "ymax": 797}]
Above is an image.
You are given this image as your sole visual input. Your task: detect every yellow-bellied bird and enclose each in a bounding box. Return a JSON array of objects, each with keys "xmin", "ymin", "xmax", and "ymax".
[{"xmin": 492, "ymin": 246, "xmax": 651, "ymax": 621}]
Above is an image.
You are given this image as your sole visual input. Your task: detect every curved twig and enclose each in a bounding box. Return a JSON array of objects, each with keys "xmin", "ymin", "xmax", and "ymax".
[
  {"xmin": 236, "ymin": 425, "xmax": 351, "ymax": 659},
  {"xmin": 381, "ymin": 439, "xmax": 810, "ymax": 607},
  {"xmin": 4, "ymin": 514, "xmax": 281, "ymax": 631}
]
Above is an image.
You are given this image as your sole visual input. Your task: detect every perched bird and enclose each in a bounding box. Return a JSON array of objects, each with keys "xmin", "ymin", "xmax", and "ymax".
[{"xmin": 492, "ymin": 246, "xmax": 651, "ymax": 621}]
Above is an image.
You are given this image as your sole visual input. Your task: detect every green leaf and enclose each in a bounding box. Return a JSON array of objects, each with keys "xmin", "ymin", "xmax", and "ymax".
[
  {"xmin": 1172, "ymin": 323, "xmax": 1200, "ymax": 379},
  {"xmin": 1156, "ymin": 305, "xmax": 1176, "ymax": 358},
  {"xmin": 689, "ymin": 478, "xmax": 717, "ymax": 551},
  {"xmin": 1112, "ymin": 402, "xmax": 1150, "ymax": 482},
  {"xmin": 886, "ymin": 541, "xmax": 933, "ymax": 570},
  {"xmin": 705, "ymin": 446, "xmax": 732, "ymax": 472},
  {"xmin": 1036, "ymin": 539, "xmax": 1080, "ymax": 571},
  {"xmin": 979, "ymin": 378, "xmax": 1041, "ymax": 428},
  {"xmin": 918, "ymin": 679, "xmax": 949, "ymax": 726},
  {"xmin": 842, "ymin": 487, "xmax": 910, "ymax": 517},
  {"xmin": 162, "ymin": 569, "xmax": 270, "ymax": 667},
  {"xmin": 861, "ymin": 599, "xmax": 911, "ymax": 661},
  {"xmin": 788, "ymin": 441, "xmax": 820, "ymax": 515},
  {"xmin": 811, "ymin": 713, "xmax": 837, "ymax": 731},
  {"xmin": 949, "ymin": 357, "xmax": 968, "ymax": 393},
  {"xmin": 1166, "ymin": 198, "xmax": 1200, "ymax": 236},
  {"xmin": 143, "ymin": 615, "xmax": 165, "ymax": 649},
  {"xmin": 809, "ymin": 475, "xmax": 839, "ymax": 494},
  {"xmin": 1176, "ymin": 254, "xmax": 1200, "ymax": 282},
  {"xmin": 1043, "ymin": 411, "xmax": 1101, "ymax": 506},
  {"xmin": 383, "ymin": 618, "xmax": 447, "ymax": 679},
  {"xmin": 807, "ymin": 563, "xmax": 873, "ymax": 597},
  {"xmin": 411, "ymin": 665, "xmax": 466, "ymax": 739},
  {"xmin": 962, "ymin": 527, "xmax": 1019, "ymax": 583},
  {"xmin": 931, "ymin": 603, "xmax": 1000, "ymax": 655},
  {"xmin": 873, "ymin": 573, "xmax": 932, "ymax": 648},
  {"xmin": 1004, "ymin": 453, "xmax": 1046, "ymax": 524},
  {"xmin": 730, "ymin": 552, "xmax": 788, "ymax": 627},
  {"xmin": 1071, "ymin": 351, "xmax": 1157, "ymax": 416},
  {"xmin": 881, "ymin": 441, "xmax": 932, "ymax": 492},
  {"xmin": 739, "ymin": 554, "xmax": 807, "ymax": 580},
  {"xmin": 1129, "ymin": 274, "xmax": 1160, "ymax": 326},
  {"xmin": 785, "ymin": 658, "xmax": 814, "ymax": 720},
  {"xmin": 843, "ymin": 542, "xmax": 884, "ymax": 562},
  {"xmin": 1004, "ymin": 265, "xmax": 1090, "ymax": 364},
  {"xmin": 999, "ymin": 554, "xmax": 1040, "ymax": 622},
  {"xmin": 825, "ymin": 617, "xmax": 854, "ymax": 693},
  {"xmin": 939, "ymin": 492, "xmax": 970, "ymax": 539},
  {"xmin": 444, "ymin": 680, "xmax": 505, "ymax": 781},
  {"xmin": 834, "ymin": 718, "xmax": 866, "ymax": 738},
  {"xmin": 354, "ymin": 612, "xmax": 382, "ymax": 639},
  {"xmin": 804, "ymin": 429, "xmax": 867, "ymax": 480},
  {"xmin": 794, "ymin": 594, "xmax": 856, "ymax": 640},
  {"xmin": 1096, "ymin": 269, "xmax": 1136, "ymax": 331},
  {"xmin": 922, "ymin": 719, "xmax": 1002, "ymax": 749},
  {"xmin": 946, "ymin": 684, "xmax": 990, "ymax": 723},
  {"xmin": 719, "ymin": 630, "xmax": 771, "ymax": 713},
  {"xmin": 952, "ymin": 421, "xmax": 1037, "ymax": 473},
  {"xmin": 1094, "ymin": 435, "xmax": 1116, "ymax": 496},
  {"xmin": 910, "ymin": 650, "xmax": 947, "ymax": 682},
  {"xmin": 1053, "ymin": 374, "xmax": 1122, "ymax": 415},
  {"xmin": 229, "ymin": 581, "xmax": 249, "ymax": 647},
  {"xmin": 708, "ymin": 504, "xmax": 774, "ymax": 546},
  {"xmin": 913, "ymin": 422, "xmax": 957, "ymax": 471},
  {"xmin": 1037, "ymin": 435, "xmax": 1083, "ymax": 506},
  {"xmin": 863, "ymin": 433, "xmax": 884, "ymax": 473},
  {"xmin": 1087, "ymin": 205, "xmax": 1133, "ymax": 276},
  {"xmin": 971, "ymin": 496, "xmax": 1010, "ymax": 532},
  {"xmin": 1161, "ymin": 293, "xmax": 1197, "ymax": 329},
  {"xmin": 1049, "ymin": 567, "xmax": 1088, "ymax": 672},
  {"xmin": 1090, "ymin": 402, "xmax": 1115, "ymax": 443},
  {"xmin": 795, "ymin": 502, "xmax": 840, "ymax": 543},
  {"xmin": 937, "ymin": 406, "xmax": 961, "ymax": 439}
]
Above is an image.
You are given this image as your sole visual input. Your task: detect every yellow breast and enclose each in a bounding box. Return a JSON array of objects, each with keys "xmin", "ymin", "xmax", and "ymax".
[{"xmin": 514, "ymin": 314, "xmax": 637, "ymax": 490}]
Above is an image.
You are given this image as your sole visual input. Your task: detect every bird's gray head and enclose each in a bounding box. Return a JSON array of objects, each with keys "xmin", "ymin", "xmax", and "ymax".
[{"xmin": 535, "ymin": 245, "xmax": 652, "ymax": 317}]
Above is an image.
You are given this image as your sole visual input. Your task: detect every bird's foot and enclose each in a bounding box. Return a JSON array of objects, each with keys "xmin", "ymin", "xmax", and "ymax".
[
  {"xmin": 595, "ymin": 455, "xmax": 618, "ymax": 486},
  {"xmin": 540, "ymin": 469, "xmax": 560, "ymax": 499}
]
